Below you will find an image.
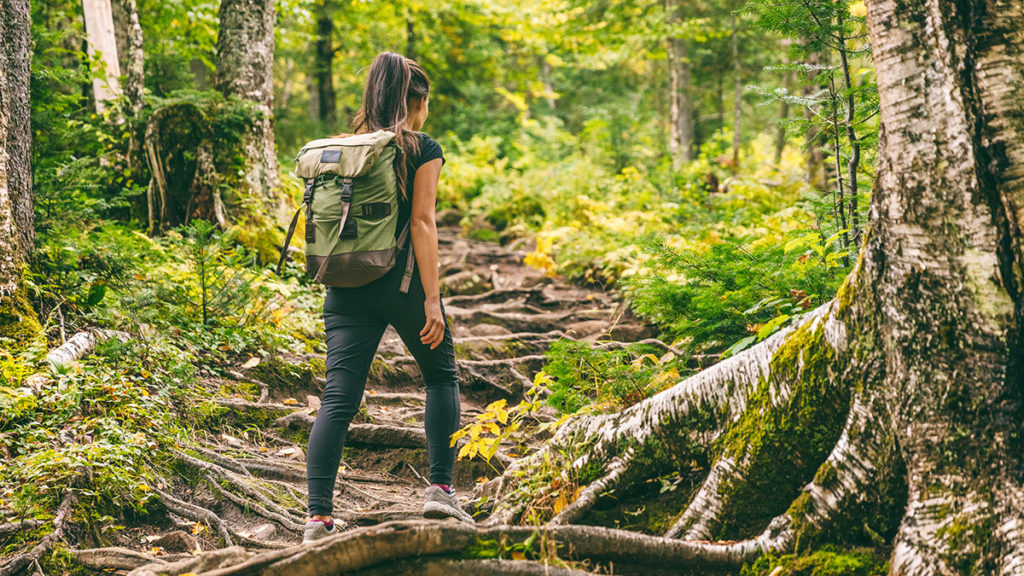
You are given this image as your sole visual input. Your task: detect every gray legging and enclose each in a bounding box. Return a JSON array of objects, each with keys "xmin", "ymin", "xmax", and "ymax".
[{"xmin": 306, "ymin": 257, "xmax": 460, "ymax": 516}]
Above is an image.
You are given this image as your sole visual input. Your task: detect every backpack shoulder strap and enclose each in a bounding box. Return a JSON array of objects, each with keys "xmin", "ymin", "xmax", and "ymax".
[{"xmin": 396, "ymin": 221, "xmax": 415, "ymax": 294}]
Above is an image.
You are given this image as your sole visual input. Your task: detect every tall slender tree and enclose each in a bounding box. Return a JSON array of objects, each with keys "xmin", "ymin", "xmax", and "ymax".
[
  {"xmin": 0, "ymin": 0, "xmax": 42, "ymax": 341},
  {"xmin": 665, "ymin": 0, "xmax": 694, "ymax": 168},
  {"xmin": 313, "ymin": 0, "xmax": 337, "ymax": 129}
]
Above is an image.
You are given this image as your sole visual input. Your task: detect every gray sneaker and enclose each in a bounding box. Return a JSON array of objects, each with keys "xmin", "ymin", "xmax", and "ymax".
[
  {"xmin": 302, "ymin": 519, "xmax": 339, "ymax": 544},
  {"xmin": 423, "ymin": 486, "xmax": 475, "ymax": 523}
]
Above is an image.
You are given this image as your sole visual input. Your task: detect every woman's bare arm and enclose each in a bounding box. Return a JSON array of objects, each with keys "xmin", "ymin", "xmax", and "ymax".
[{"xmin": 409, "ymin": 157, "xmax": 445, "ymax": 349}]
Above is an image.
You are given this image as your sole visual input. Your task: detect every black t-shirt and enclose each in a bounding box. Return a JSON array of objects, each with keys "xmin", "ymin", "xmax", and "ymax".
[{"xmin": 396, "ymin": 133, "xmax": 445, "ymax": 242}]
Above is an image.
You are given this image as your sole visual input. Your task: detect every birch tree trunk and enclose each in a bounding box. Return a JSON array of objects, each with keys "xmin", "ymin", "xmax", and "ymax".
[
  {"xmin": 214, "ymin": 0, "xmax": 288, "ymax": 226},
  {"xmin": 666, "ymin": 0, "xmax": 694, "ymax": 169},
  {"xmin": 0, "ymin": 0, "xmax": 42, "ymax": 343},
  {"xmin": 82, "ymin": 0, "xmax": 122, "ymax": 112}
]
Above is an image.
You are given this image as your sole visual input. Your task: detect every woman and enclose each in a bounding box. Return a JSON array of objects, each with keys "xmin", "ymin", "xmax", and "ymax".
[{"xmin": 302, "ymin": 52, "xmax": 473, "ymax": 544}]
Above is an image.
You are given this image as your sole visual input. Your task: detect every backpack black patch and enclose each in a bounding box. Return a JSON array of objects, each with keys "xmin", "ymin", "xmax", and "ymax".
[{"xmin": 320, "ymin": 149, "xmax": 342, "ymax": 163}]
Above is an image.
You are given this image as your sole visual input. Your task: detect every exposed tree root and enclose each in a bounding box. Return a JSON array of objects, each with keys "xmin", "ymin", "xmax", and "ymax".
[
  {"xmin": 664, "ymin": 456, "xmax": 738, "ymax": 539},
  {"xmin": 0, "ymin": 490, "xmax": 77, "ymax": 576},
  {"xmin": 155, "ymin": 488, "xmax": 235, "ymax": 546},
  {"xmin": 0, "ymin": 519, "xmax": 43, "ymax": 536},
  {"xmin": 72, "ymin": 546, "xmax": 191, "ymax": 571},
  {"xmin": 128, "ymin": 546, "xmax": 252, "ymax": 576},
  {"xmin": 349, "ymin": 558, "xmax": 600, "ymax": 576},
  {"xmin": 173, "ymin": 449, "xmax": 306, "ymax": 523},
  {"xmin": 547, "ymin": 453, "xmax": 634, "ymax": 526},
  {"xmin": 141, "ymin": 519, "xmax": 771, "ymax": 576}
]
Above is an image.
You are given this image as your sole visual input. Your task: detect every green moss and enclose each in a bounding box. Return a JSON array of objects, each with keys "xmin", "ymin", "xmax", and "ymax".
[
  {"xmin": 740, "ymin": 545, "xmax": 888, "ymax": 576},
  {"xmin": 217, "ymin": 380, "xmax": 260, "ymax": 401},
  {"xmin": 712, "ymin": 319, "xmax": 851, "ymax": 540},
  {"xmin": 0, "ymin": 279, "xmax": 42, "ymax": 348},
  {"xmin": 248, "ymin": 355, "xmax": 326, "ymax": 396},
  {"xmin": 937, "ymin": 515, "xmax": 996, "ymax": 575}
]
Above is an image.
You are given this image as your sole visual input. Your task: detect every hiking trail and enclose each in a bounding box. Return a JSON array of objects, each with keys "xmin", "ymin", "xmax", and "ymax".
[{"xmin": 71, "ymin": 225, "xmax": 678, "ymax": 573}]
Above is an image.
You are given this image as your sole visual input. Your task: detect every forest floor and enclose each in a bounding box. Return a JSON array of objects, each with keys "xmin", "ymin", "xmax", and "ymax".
[{"xmin": 70, "ymin": 225, "xmax": 673, "ymax": 574}]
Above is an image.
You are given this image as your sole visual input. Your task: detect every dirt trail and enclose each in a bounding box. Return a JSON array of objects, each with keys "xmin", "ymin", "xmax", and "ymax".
[{"xmin": 107, "ymin": 227, "xmax": 661, "ymax": 563}]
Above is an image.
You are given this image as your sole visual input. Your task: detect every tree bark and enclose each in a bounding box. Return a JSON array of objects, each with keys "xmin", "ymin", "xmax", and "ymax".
[
  {"xmin": 665, "ymin": 0, "xmax": 694, "ymax": 169},
  {"xmin": 112, "ymin": 0, "xmax": 145, "ymax": 173},
  {"xmin": 835, "ymin": 12, "xmax": 862, "ymax": 250},
  {"xmin": 802, "ymin": 47, "xmax": 826, "ymax": 190},
  {"xmin": 214, "ymin": 0, "xmax": 287, "ymax": 225},
  {"xmin": 0, "ymin": 0, "xmax": 40, "ymax": 342},
  {"xmin": 730, "ymin": 12, "xmax": 741, "ymax": 172},
  {"xmin": 314, "ymin": 0, "xmax": 337, "ymax": 128},
  {"xmin": 82, "ymin": 0, "xmax": 122, "ymax": 112}
]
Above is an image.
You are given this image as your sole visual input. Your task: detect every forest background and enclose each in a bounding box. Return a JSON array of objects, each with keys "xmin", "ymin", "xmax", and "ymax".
[{"xmin": 4, "ymin": 0, "xmax": 882, "ymax": 573}]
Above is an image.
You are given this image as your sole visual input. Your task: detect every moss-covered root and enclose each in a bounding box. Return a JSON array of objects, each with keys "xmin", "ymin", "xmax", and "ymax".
[
  {"xmin": 676, "ymin": 393, "xmax": 895, "ymax": 564},
  {"xmin": 485, "ymin": 301, "xmax": 840, "ymax": 529}
]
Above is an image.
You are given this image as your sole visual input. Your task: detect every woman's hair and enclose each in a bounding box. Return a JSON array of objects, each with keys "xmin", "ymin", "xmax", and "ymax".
[{"xmin": 349, "ymin": 52, "xmax": 431, "ymax": 199}]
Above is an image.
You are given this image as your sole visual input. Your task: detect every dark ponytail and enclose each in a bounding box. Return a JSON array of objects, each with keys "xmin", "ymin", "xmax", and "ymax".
[{"xmin": 350, "ymin": 52, "xmax": 431, "ymax": 200}]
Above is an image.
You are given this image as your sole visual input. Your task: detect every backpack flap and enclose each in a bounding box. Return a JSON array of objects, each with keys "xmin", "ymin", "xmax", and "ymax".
[{"xmin": 294, "ymin": 130, "xmax": 396, "ymax": 180}]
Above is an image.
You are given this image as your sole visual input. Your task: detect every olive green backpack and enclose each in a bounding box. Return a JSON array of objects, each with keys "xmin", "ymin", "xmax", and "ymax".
[{"xmin": 276, "ymin": 130, "xmax": 416, "ymax": 293}]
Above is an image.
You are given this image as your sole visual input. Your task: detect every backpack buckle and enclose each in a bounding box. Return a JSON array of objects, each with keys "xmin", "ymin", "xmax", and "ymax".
[{"xmin": 340, "ymin": 178, "xmax": 353, "ymax": 202}]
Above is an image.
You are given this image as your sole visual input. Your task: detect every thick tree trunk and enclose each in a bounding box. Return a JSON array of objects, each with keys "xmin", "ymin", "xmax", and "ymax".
[
  {"xmin": 82, "ymin": 0, "xmax": 122, "ymax": 112},
  {"xmin": 666, "ymin": 0, "xmax": 694, "ymax": 168},
  {"xmin": 214, "ymin": 0, "xmax": 287, "ymax": 225},
  {"xmin": 0, "ymin": 0, "xmax": 41, "ymax": 343},
  {"xmin": 314, "ymin": 0, "xmax": 337, "ymax": 129},
  {"xmin": 860, "ymin": 1, "xmax": 1023, "ymax": 571}
]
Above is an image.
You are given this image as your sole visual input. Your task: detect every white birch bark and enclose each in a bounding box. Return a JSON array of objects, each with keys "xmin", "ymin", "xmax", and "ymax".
[{"xmin": 82, "ymin": 0, "xmax": 122, "ymax": 112}]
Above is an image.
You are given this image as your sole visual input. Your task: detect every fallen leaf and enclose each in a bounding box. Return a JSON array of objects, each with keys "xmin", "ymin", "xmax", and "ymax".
[
  {"xmin": 282, "ymin": 398, "xmax": 300, "ymax": 406},
  {"xmin": 241, "ymin": 357, "xmax": 260, "ymax": 369}
]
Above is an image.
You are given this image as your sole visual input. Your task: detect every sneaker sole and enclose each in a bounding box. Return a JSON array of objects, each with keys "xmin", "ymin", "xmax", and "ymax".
[{"xmin": 423, "ymin": 501, "xmax": 472, "ymax": 522}]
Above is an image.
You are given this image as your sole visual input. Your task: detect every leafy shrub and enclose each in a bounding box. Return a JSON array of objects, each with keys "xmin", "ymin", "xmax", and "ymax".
[{"xmin": 542, "ymin": 339, "xmax": 686, "ymax": 415}]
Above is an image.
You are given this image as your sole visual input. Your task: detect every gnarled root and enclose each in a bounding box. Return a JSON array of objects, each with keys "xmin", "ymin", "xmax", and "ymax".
[
  {"xmin": 153, "ymin": 520, "xmax": 775, "ymax": 576},
  {"xmin": 0, "ymin": 490, "xmax": 77, "ymax": 576}
]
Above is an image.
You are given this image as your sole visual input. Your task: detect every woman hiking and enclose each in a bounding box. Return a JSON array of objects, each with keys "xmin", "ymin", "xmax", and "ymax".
[{"xmin": 302, "ymin": 52, "xmax": 473, "ymax": 544}]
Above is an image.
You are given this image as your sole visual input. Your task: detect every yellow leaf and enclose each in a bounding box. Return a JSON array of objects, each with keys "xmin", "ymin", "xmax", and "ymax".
[
  {"xmin": 282, "ymin": 398, "xmax": 300, "ymax": 406},
  {"xmin": 485, "ymin": 399, "xmax": 507, "ymax": 413},
  {"xmin": 191, "ymin": 522, "xmax": 206, "ymax": 535},
  {"xmin": 458, "ymin": 443, "xmax": 473, "ymax": 460},
  {"xmin": 485, "ymin": 422, "xmax": 501, "ymax": 436},
  {"xmin": 553, "ymin": 494, "xmax": 568, "ymax": 514}
]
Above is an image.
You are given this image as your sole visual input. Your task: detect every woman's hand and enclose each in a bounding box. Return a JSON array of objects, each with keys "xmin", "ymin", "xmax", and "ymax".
[{"xmin": 420, "ymin": 296, "xmax": 445, "ymax": 349}]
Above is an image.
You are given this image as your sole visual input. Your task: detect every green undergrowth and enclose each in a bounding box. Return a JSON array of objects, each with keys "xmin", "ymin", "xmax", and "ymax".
[
  {"xmin": 541, "ymin": 339, "xmax": 691, "ymax": 415},
  {"xmin": 0, "ymin": 335, "xmax": 196, "ymax": 533},
  {"xmin": 740, "ymin": 545, "xmax": 889, "ymax": 576}
]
